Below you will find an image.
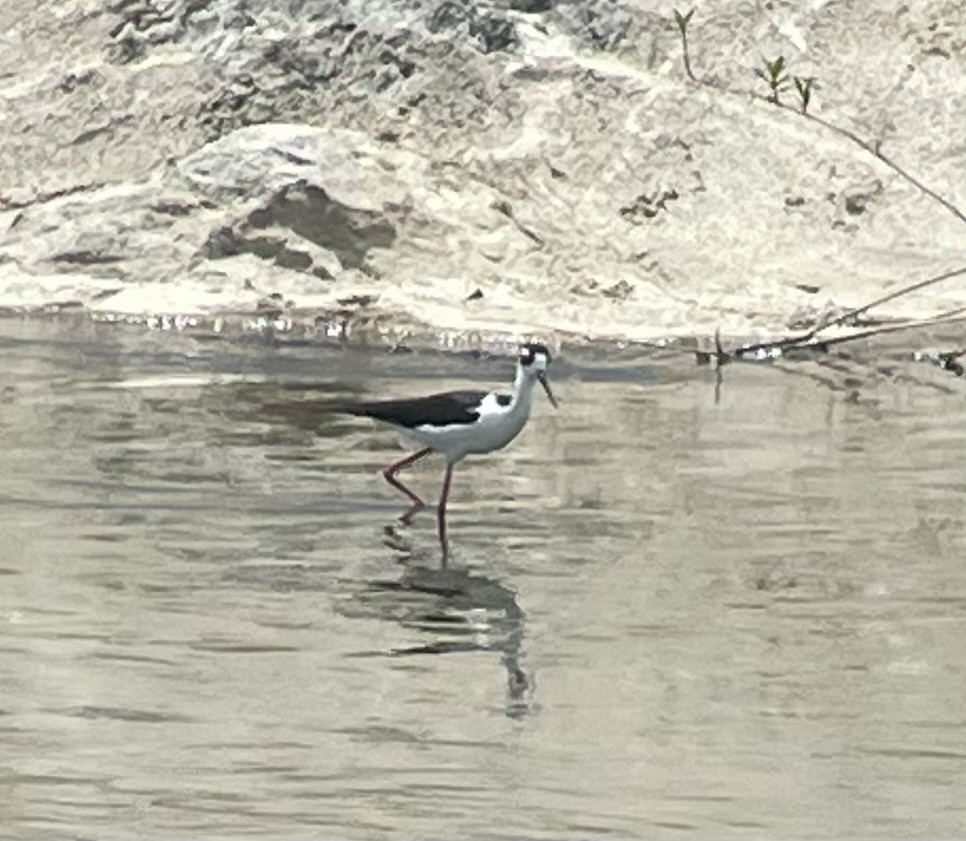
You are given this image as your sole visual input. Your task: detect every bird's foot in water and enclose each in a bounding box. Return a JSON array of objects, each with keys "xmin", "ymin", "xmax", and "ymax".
[{"xmin": 383, "ymin": 522, "xmax": 413, "ymax": 554}]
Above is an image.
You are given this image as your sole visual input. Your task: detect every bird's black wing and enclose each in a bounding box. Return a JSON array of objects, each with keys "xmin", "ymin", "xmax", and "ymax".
[{"xmin": 336, "ymin": 390, "xmax": 490, "ymax": 428}]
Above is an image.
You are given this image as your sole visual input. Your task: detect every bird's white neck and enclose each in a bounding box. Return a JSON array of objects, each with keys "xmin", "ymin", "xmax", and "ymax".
[{"xmin": 510, "ymin": 364, "xmax": 536, "ymax": 413}]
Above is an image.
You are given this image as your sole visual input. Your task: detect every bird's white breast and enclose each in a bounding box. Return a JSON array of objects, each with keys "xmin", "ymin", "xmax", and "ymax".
[{"xmin": 407, "ymin": 391, "xmax": 532, "ymax": 463}]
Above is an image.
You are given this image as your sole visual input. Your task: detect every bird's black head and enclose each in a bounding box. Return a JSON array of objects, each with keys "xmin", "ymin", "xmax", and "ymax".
[
  {"xmin": 517, "ymin": 342, "xmax": 557, "ymax": 408},
  {"xmin": 518, "ymin": 342, "xmax": 552, "ymax": 368}
]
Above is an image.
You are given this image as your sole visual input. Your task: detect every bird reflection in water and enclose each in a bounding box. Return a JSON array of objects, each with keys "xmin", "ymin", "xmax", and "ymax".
[{"xmin": 347, "ymin": 537, "xmax": 534, "ymax": 719}]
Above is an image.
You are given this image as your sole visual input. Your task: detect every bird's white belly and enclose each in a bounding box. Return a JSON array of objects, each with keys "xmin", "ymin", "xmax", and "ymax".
[{"xmin": 406, "ymin": 409, "xmax": 528, "ymax": 462}]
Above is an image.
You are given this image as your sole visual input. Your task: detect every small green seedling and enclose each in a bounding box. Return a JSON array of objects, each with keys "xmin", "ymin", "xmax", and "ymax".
[
  {"xmin": 673, "ymin": 8, "xmax": 695, "ymax": 35},
  {"xmin": 793, "ymin": 75, "xmax": 816, "ymax": 114},
  {"xmin": 755, "ymin": 55, "xmax": 789, "ymax": 104},
  {"xmin": 673, "ymin": 8, "xmax": 696, "ymax": 80}
]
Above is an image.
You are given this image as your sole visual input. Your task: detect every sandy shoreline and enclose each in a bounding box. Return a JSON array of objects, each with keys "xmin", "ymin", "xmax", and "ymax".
[{"xmin": 1, "ymin": 2, "xmax": 963, "ymax": 346}]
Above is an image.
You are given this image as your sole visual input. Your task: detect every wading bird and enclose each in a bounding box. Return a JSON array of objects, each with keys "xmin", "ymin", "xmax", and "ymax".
[{"xmin": 334, "ymin": 343, "xmax": 558, "ymax": 557}]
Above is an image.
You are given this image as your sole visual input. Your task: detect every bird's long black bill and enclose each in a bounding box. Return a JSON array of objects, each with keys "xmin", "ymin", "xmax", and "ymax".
[{"xmin": 538, "ymin": 373, "xmax": 558, "ymax": 408}]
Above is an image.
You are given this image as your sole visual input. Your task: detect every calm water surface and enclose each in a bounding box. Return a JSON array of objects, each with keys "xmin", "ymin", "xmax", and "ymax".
[{"xmin": 1, "ymin": 318, "xmax": 965, "ymax": 839}]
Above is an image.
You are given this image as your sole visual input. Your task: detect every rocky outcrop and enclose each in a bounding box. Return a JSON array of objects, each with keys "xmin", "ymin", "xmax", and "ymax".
[{"xmin": 1, "ymin": 0, "xmax": 964, "ymax": 344}]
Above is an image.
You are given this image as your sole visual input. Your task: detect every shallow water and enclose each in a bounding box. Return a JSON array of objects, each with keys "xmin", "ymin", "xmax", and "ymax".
[{"xmin": 1, "ymin": 317, "xmax": 965, "ymax": 839}]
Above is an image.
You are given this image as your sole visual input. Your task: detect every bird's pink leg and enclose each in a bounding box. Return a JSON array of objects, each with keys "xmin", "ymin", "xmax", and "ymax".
[
  {"xmin": 382, "ymin": 448, "xmax": 432, "ymax": 522},
  {"xmin": 437, "ymin": 462, "xmax": 454, "ymax": 563}
]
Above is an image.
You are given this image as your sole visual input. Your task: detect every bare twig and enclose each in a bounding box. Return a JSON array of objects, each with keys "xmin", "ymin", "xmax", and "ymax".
[
  {"xmin": 817, "ymin": 265, "xmax": 966, "ymax": 333},
  {"xmin": 787, "ymin": 306, "xmax": 966, "ymax": 352},
  {"xmin": 741, "ymin": 89, "xmax": 966, "ymax": 229},
  {"xmin": 788, "ymin": 108, "xmax": 966, "ymax": 228},
  {"xmin": 730, "ymin": 265, "xmax": 966, "ymax": 359}
]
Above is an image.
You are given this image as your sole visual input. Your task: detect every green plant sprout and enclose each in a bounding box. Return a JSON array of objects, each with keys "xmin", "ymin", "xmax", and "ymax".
[
  {"xmin": 673, "ymin": 8, "xmax": 696, "ymax": 81},
  {"xmin": 755, "ymin": 55, "xmax": 789, "ymax": 103},
  {"xmin": 793, "ymin": 76, "xmax": 816, "ymax": 114}
]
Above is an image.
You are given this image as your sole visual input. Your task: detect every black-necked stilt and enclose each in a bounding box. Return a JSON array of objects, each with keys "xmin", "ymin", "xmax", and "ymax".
[{"xmin": 335, "ymin": 343, "xmax": 558, "ymax": 556}]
